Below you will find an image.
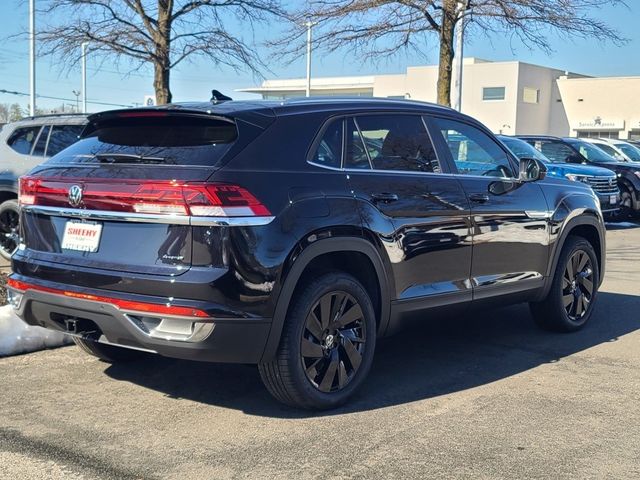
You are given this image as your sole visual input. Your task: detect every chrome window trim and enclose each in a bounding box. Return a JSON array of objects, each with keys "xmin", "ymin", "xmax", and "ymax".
[
  {"xmin": 307, "ymin": 161, "xmax": 514, "ymax": 181},
  {"xmin": 21, "ymin": 205, "xmax": 275, "ymax": 227}
]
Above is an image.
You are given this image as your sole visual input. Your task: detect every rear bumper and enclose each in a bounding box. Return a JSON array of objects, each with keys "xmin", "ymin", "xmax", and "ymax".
[{"xmin": 7, "ymin": 278, "xmax": 271, "ymax": 364}]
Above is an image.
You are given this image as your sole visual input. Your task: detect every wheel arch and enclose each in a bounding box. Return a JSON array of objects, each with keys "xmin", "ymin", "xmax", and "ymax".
[
  {"xmin": 618, "ymin": 176, "xmax": 640, "ymax": 210},
  {"xmin": 538, "ymin": 213, "xmax": 605, "ymax": 301},
  {"xmin": 260, "ymin": 236, "xmax": 391, "ymax": 363}
]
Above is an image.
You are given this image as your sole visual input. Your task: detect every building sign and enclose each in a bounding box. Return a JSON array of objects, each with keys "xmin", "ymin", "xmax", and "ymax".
[{"xmin": 573, "ymin": 117, "xmax": 624, "ymax": 131}]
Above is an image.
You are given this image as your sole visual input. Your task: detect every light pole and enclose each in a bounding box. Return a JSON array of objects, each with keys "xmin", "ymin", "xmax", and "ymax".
[
  {"xmin": 304, "ymin": 20, "xmax": 317, "ymax": 98},
  {"xmin": 452, "ymin": 1, "xmax": 472, "ymax": 112},
  {"xmin": 72, "ymin": 90, "xmax": 80, "ymax": 112},
  {"xmin": 81, "ymin": 42, "xmax": 88, "ymax": 113},
  {"xmin": 29, "ymin": 0, "xmax": 36, "ymax": 116}
]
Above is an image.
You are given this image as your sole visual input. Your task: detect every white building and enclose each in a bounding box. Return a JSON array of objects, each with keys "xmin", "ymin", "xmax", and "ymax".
[{"xmin": 239, "ymin": 58, "xmax": 640, "ymax": 140}]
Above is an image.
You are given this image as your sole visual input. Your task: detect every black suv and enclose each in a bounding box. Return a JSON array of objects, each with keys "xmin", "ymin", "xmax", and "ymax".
[
  {"xmin": 8, "ymin": 100, "xmax": 605, "ymax": 409},
  {"xmin": 519, "ymin": 135, "xmax": 640, "ymax": 219}
]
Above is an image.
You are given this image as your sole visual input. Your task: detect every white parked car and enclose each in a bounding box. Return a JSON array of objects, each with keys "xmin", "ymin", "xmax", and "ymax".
[
  {"xmin": 583, "ymin": 137, "xmax": 640, "ymax": 163},
  {"xmin": 0, "ymin": 114, "xmax": 87, "ymax": 259}
]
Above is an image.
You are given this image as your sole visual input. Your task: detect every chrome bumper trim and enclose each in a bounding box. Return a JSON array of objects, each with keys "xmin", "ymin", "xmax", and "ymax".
[{"xmin": 21, "ymin": 205, "xmax": 275, "ymax": 227}]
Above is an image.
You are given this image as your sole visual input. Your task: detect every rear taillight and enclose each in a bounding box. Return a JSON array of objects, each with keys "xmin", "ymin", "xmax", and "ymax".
[{"xmin": 18, "ymin": 176, "xmax": 271, "ymax": 218}]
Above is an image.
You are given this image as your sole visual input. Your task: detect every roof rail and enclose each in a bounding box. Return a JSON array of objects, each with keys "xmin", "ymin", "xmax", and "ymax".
[{"xmin": 19, "ymin": 113, "xmax": 88, "ymax": 121}]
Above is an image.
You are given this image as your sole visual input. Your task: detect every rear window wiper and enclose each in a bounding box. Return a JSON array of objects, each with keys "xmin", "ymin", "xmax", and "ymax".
[{"xmin": 94, "ymin": 153, "xmax": 166, "ymax": 164}]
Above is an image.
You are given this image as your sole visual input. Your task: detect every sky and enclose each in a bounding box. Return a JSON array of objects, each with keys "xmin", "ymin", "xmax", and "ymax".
[{"xmin": 0, "ymin": 1, "xmax": 638, "ymax": 113}]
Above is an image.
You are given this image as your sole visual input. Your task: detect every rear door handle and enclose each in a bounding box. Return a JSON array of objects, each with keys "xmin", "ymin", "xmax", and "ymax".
[
  {"xmin": 371, "ymin": 193, "xmax": 399, "ymax": 203},
  {"xmin": 469, "ymin": 193, "xmax": 490, "ymax": 204}
]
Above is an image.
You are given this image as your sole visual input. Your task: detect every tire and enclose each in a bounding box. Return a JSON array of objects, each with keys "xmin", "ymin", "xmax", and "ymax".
[
  {"xmin": 0, "ymin": 199, "xmax": 20, "ymax": 261},
  {"xmin": 258, "ymin": 272, "xmax": 376, "ymax": 410},
  {"xmin": 72, "ymin": 337, "xmax": 146, "ymax": 363},
  {"xmin": 610, "ymin": 185, "xmax": 634, "ymax": 221},
  {"xmin": 530, "ymin": 236, "xmax": 600, "ymax": 332}
]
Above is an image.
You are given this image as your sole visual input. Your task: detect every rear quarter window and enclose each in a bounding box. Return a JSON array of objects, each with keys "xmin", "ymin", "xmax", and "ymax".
[{"xmin": 7, "ymin": 126, "xmax": 42, "ymax": 155}]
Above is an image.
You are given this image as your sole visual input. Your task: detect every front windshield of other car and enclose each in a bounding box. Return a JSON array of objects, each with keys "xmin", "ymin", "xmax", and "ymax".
[
  {"xmin": 499, "ymin": 136, "xmax": 552, "ymax": 163},
  {"xmin": 618, "ymin": 143, "xmax": 640, "ymax": 162},
  {"xmin": 566, "ymin": 139, "xmax": 617, "ymax": 163}
]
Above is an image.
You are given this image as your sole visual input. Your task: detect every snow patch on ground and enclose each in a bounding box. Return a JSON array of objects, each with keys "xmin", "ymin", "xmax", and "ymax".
[{"xmin": 0, "ymin": 305, "xmax": 71, "ymax": 357}]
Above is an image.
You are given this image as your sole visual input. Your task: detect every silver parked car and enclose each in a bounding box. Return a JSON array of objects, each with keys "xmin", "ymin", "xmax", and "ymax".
[{"xmin": 0, "ymin": 114, "xmax": 87, "ymax": 259}]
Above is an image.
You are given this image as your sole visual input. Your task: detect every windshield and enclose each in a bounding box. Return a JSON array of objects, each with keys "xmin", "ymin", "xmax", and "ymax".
[
  {"xmin": 618, "ymin": 143, "xmax": 640, "ymax": 162},
  {"xmin": 565, "ymin": 139, "xmax": 617, "ymax": 163},
  {"xmin": 499, "ymin": 136, "xmax": 551, "ymax": 162}
]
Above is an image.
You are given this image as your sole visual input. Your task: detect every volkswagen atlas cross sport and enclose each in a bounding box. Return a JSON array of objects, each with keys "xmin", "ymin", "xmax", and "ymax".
[
  {"xmin": 8, "ymin": 99, "xmax": 606, "ymax": 410},
  {"xmin": 497, "ymin": 135, "xmax": 620, "ymax": 216}
]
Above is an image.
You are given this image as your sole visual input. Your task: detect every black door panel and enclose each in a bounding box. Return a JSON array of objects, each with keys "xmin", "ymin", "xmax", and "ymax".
[
  {"xmin": 428, "ymin": 116, "xmax": 550, "ymax": 300},
  {"xmin": 344, "ymin": 114, "xmax": 472, "ymax": 303}
]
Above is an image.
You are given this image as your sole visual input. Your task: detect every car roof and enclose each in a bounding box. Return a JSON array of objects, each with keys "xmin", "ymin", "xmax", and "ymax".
[
  {"xmin": 517, "ymin": 135, "xmax": 563, "ymax": 140},
  {"xmin": 89, "ymin": 97, "xmax": 458, "ymax": 123},
  {"xmin": 9, "ymin": 113, "xmax": 88, "ymax": 128}
]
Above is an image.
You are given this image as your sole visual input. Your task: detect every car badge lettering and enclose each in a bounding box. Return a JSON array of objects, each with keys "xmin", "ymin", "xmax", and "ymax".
[{"xmin": 68, "ymin": 185, "xmax": 83, "ymax": 207}]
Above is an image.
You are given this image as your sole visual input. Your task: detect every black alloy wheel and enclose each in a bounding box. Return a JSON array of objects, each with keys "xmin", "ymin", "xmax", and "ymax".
[
  {"xmin": 300, "ymin": 291, "xmax": 366, "ymax": 393},
  {"xmin": 0, "ymin": 199, "xmax": 20, "ymax": 260},
  {"xmin": 530, "ymin": 236, "xmax": 599, "ymax": 332},
  {"xmin": 562, "ymin": 249, "xmax": 595, "ymax": 321},
  {"xmin": 258, "ymin": 272, "xmax": 376, "ymax": 410}
]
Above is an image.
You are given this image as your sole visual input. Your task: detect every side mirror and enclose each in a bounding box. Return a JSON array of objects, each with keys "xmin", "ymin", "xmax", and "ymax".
[{"xmin": 518, "ymin": 157, "xmax": 547, "ymax": 182}]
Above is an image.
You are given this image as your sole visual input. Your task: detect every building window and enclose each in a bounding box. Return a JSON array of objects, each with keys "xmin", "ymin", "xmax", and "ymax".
[
  {"xmin": 523, "ymin": 87, "xmax": 540, "ymax": 104},
  {"xmin": 576, "ymin": 131, "xmax": 620, "ymax": 139},
  {"xmin": 482, "ymin": 87, "xmax": 505, "ymax": 101}
]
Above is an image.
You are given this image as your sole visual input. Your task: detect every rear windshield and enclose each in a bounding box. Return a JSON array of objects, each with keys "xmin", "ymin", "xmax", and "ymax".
[{"xmin": 45, "ymin": 115, "xmax": 237, "ymax": 166}]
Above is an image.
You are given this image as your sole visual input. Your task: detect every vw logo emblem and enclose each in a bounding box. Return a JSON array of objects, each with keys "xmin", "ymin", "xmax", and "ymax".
[{"xmin": 68, "ymin": 185, "xmax": 83, "ymax": 207}]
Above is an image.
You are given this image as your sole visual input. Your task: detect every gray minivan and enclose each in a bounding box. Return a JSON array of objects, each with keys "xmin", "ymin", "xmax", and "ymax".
[{"xmin": 0, "ymin": 114, "xmax": 87, "ymax": 259}]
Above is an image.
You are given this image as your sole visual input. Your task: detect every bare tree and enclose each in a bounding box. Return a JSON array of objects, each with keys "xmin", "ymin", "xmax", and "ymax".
[
  {"xmin": 37, "ymin": 0, "xmax": 287, "ymax": 104},
  {"xmin": 282, "ymin": 0, "xmax": 627, "ymax": 106}
]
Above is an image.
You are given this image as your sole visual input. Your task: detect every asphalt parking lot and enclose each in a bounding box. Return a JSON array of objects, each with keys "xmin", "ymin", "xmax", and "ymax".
[{"xmin": 1, "ymin": 224, "xmax": 639, "ymax": 480}]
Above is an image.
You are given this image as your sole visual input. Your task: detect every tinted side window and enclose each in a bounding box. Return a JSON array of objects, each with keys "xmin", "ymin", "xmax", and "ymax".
[
  {"xmin": 32, "ymin": 126, "xmax": 51, "ymax": 156},
  {"xmin": 46, "ymin": 125, "xmax": 84, "ymax": 157},
  {"xmin": 310, "ymin": 119, "xmax": 342, "ymax": 168},
  {"xmin": 538, "ymin": 141, "xmax": 577, "ymax": 163},
  {"xmin": 347, "ymin": 114, "xmax": 441, "ymax": 173},
  {"xmin": 432, "ymin": 118, "xmax": 514, "ymax": 177},
  {"xmin": 7, "ymin": 126, "xmax": 42, "ymax": 155}
]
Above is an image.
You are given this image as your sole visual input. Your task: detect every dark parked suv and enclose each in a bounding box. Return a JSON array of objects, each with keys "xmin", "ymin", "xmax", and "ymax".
[
  {"xmin": 8, "ymin": 99, "xmax": 605, "ymax": 409},
  {"xmin": 519, "ymin": 135, "xmax": 640, "ymax": 219}
]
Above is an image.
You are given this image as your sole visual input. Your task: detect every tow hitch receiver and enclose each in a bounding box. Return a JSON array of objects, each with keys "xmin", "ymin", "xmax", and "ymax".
[{"xmin": 64, "ymin": 318, "xmax": 99, "ymax": 339}]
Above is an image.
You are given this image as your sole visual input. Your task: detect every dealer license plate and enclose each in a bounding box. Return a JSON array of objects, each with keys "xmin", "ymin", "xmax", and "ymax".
[
  {"xmin": 610, "ymin": 195, "xmax": 618, "ymax": 205},
  {"xmin": 61, "ymin": 221, "xmax": 103, "ymax": 252}
]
